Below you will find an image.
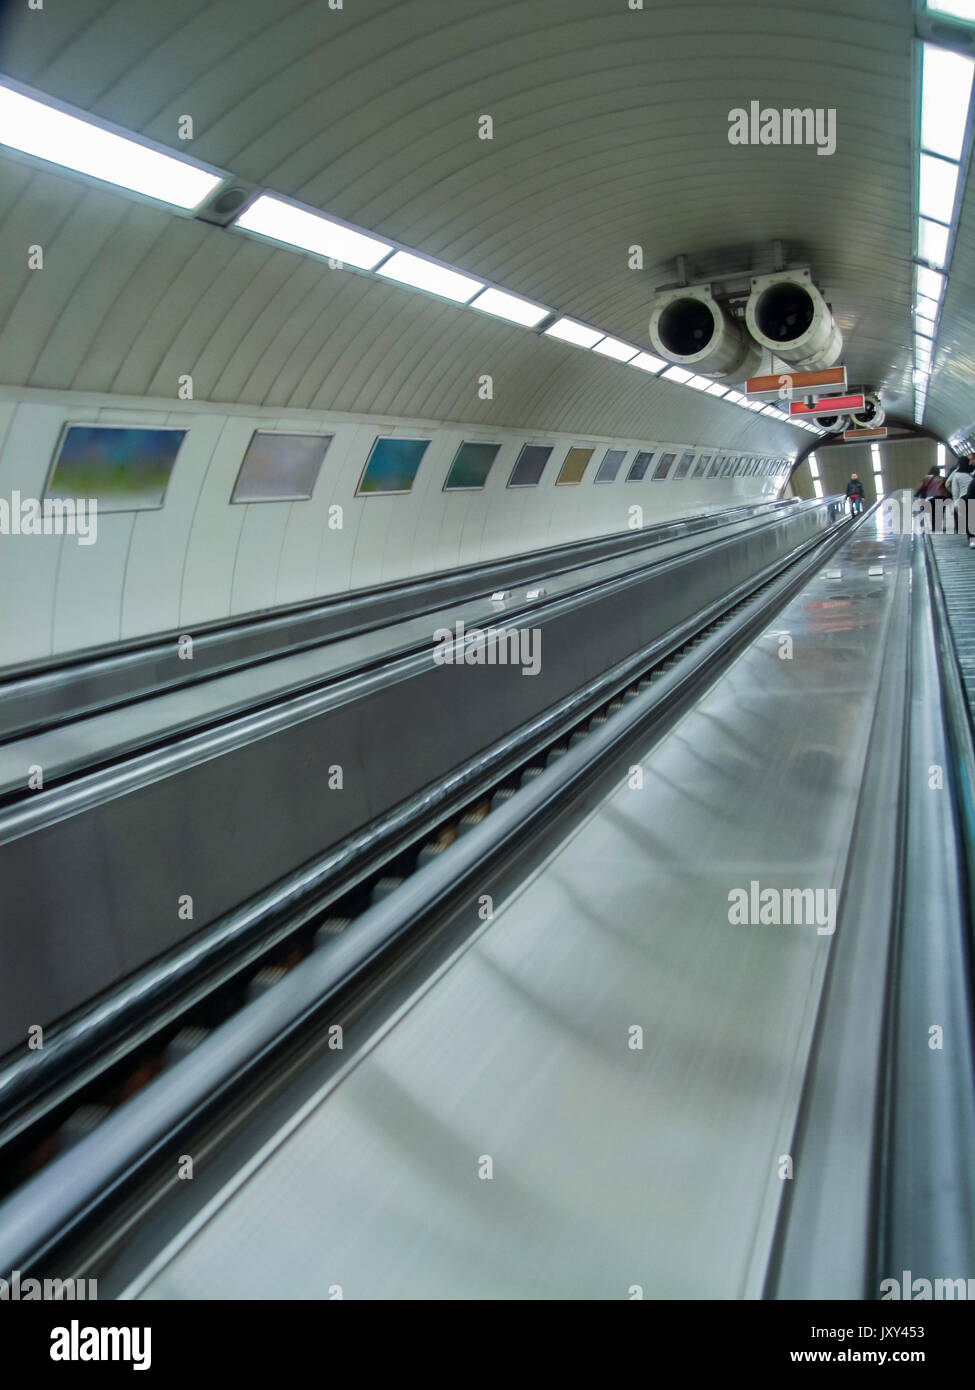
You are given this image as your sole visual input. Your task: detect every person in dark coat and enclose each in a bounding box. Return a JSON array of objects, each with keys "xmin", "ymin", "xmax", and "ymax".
[{"xmin": 844, "ymin": 473, "xmax": 865, "ymax": 516}]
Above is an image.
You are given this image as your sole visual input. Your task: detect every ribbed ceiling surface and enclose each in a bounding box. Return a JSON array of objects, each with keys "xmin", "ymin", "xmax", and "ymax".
[{"xmin": 0, "ymin": 0, "xmax": 955, "ymax": 447}]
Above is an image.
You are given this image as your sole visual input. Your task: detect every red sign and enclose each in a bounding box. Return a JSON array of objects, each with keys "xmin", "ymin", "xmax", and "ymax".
[{"xmin": 790, "ymin": 394, "xmax": 865, "ymax": 416}]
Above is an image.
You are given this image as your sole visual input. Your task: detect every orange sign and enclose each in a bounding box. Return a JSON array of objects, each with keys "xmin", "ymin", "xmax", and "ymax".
[
  {"xmin": 842, "ymin": 428, "xmax": 887, "ymax": 440},
  {"xmin": 746, "ymin": 366, "xmax": 847, "ymax": 396}
]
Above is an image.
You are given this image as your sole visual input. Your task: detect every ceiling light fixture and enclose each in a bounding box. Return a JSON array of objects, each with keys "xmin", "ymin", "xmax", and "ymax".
[
  {"xmin": 470, "ymin": 287, "xmax": 550, "ymax": 327},
  {"xmin": 0, "ymin": 79, "xmax": 222, "ymax": 210},
  {"xmin": 376, "ymin": 250, "xmax": 483, "ymax": 303},
  {"xmin": 235, "ymin": 194, "xmax": 393, "ymax": 269}
]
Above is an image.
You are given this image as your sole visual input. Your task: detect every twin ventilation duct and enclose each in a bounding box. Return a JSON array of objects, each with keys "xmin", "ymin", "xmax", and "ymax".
[
  {"xmin": 649, "ymin": 268, "xmax": 882, "ymax": 432},
  {"xmin": 848, "ymin": 394, "xmax": 885, "ymax": 429},
  {"xmin": 649, "ymin": 268, "xmax": 843, "ymax": 383},
  {"xmin": 813, "ymin": 396, "xmax": 885, "ymax": 431}
]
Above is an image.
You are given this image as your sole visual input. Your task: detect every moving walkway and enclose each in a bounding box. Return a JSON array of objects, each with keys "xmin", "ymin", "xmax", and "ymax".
[{"xmin": 2, "ymin": 497, "xmax": 973, "ymax": 1299}]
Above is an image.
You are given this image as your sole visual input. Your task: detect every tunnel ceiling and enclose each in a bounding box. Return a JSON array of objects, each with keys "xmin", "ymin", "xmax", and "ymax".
[{"xmin": 0, "ymin": 0, "xmax": 964, "ymax": 451}]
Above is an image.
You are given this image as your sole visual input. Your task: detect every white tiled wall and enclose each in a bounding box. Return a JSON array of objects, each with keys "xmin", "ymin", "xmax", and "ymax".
[{"xmin": 0, "ymin": 387, "xmax": 786, "ymax": 667}]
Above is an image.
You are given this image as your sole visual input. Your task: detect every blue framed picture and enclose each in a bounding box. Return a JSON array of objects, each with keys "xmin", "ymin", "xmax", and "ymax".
[
  {"xmin": 357, "ymin": 437, "xmax": 430, "ymax": 495},
  {"xmin": 46, "ymin": 425, "xmax": 187, "ymax": 511}
]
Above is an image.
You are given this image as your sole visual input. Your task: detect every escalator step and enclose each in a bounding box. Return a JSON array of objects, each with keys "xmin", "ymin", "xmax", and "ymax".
[
  {"xmin": 246, "ymin": 966, "xmax": 289, "ymax": 1002},
  {"xmin": 59, "ymin": 1105, "xmax": 112, "ymax": 1153},
  {"xmin": 416, "ymin": 829, "xmax": 457, "ymax": 868},
  {"xmin": 491, "ymin": 788, "xmax": 518, "ymax": 807},
  {"xmin": 457, "ymin": 807, "xmax": 491, "ymax": 835},
  {"xmin": 163, "ymin": 1026, "xmax": 211, "ymax": 1069},
  {"xmin": 369, "ymin": 876, "xmax": 404, "ymax": 903},
  {"xmin": 312, "ymin": 917, "xmax": 353, "ymax": 949}
]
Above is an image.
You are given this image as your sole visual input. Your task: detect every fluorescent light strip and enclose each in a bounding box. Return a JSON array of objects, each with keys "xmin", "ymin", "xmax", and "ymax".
[
  {"xmin": 928, "ymin": 1, "xmax": 975, "ymax": 19},
  {"xmin": 592, "ymin": 336, "xmax": 639, "ymax": 363},
  {"xmin": 663, "ymin": 365, "xmax": 693, "ymax": 384},
  {"xmin": 918, "ymin": 217, "xmax": 951, "ymax": 267},
  {"xmin": 919, "ymin": 152, "xmax": 959, "ymax": 222},
  {"xmin": 544, "ymin": 317, "xmax": 604, "ymax": 349},
  {"xmin": 0, "ymin": 80, "xmax": 222, "ymax": 210},
  {"xmin": 912, "ymin": 40, "xmax": 973, "ymax": 430},
  {"xmin": 916, "ymin": 265, "xmax": 946, "ymax": 300},
  {"xmin": 377, "ymin": 250, "xmax": 483, "ymax": 303},
  {"xmin": 921, "ymin": 44, "xmax": 974, "ymax": 161},
  {"xmin": 630, "ymin": 351, "xmax": 667, "ymax": 373},
  {"xmin": 235, "ymin": 194, "xmax": 392, "ymax": 270},
  {"xmin": 471, "ymin": 287, "xmax": 550, "ymax": 327}
]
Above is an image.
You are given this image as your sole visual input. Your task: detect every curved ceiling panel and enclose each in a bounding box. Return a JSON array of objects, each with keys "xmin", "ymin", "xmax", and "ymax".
[{"xmin": 0, "ymin": 0, "xmax": 961, "ymax": 447}]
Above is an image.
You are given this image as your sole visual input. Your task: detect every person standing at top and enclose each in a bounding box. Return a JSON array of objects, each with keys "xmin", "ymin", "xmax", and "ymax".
[
  {"xmin": 948, "ymin": 456, "xmax": 975, "ymax": 548},
  {"xmin": 915, "ymin": 465, "xmax": 951, "ymax": 531},
  {"xmin": 844, "ymin": 473, "xmax": 865, "ymax": 516}
]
